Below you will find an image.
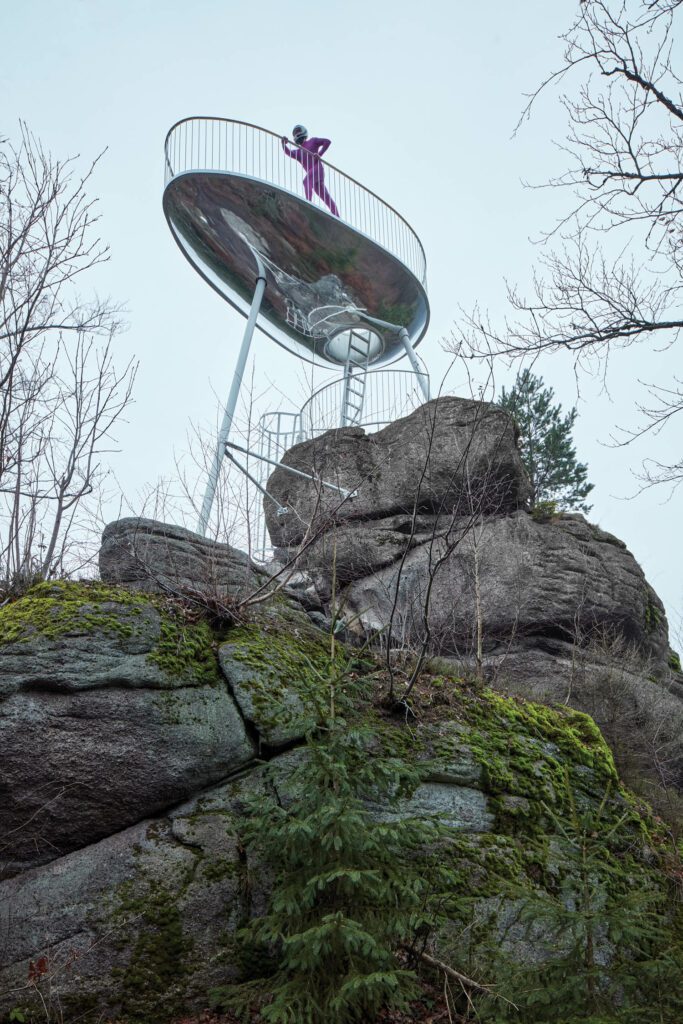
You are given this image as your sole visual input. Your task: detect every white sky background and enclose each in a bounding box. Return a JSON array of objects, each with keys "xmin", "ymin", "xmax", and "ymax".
[{"xmin": 2, "ymin": 0, "xmax": 681, "ymax": 638}]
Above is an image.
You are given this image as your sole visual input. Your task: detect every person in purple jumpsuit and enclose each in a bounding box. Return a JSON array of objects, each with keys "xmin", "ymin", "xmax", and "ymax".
[{"xmin": 281, "ymin": 124, "xmax": 340, "ymax": 217}]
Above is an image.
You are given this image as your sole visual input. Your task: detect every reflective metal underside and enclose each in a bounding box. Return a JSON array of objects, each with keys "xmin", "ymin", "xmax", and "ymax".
[{"xmin": 163, "ymin": 171, "xmax": 429, "ymax": 367}]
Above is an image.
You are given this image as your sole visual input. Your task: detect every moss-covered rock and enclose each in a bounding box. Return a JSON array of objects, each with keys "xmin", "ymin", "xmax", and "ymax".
[
  {"xmin": 218, "ymin": 666, "xmax": 683, "ymax": 1024},
  {"xmin": 0, "ymin": 776, "xmax": 261, "ymax": 1024},
  {"xmin": 218, "ymin": 614, "xmax": 337, "ymax": 746},
  {"xmin": 0, "ymin": 581, "xmax": 255, "ymax": 875},
  {"xmin": 0, "ymin": 580, "xmax": 222, "ymax": 692},
  {"xmin": 1, "ymin": 610, "xmax": 680, "ymax": 1024}
]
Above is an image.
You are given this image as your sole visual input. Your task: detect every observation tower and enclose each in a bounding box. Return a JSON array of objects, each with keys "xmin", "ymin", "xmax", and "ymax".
[{"xmin": 163, "ymin": 117, "xmax": 431, "ymax": 548}]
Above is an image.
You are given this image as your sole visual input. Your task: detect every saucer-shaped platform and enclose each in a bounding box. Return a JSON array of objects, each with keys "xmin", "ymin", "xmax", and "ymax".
[{"xmin": 163, "ymin": 171, "xmax": 430, "ymax": 367}]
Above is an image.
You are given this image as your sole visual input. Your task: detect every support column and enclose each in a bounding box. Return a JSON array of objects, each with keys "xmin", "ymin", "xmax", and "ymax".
[
  {"xmin": 398, "ymin": 328, "xmax": 430, "ymax": 402},
  {"xmin": 197, "ymin": 257, "xmax": 267, "ymax": 536}
]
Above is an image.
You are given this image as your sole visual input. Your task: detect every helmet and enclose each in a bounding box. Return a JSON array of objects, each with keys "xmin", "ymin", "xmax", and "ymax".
[{"xmin": 292, "ymin": 124, "xmax": 308, "ymax": 143}]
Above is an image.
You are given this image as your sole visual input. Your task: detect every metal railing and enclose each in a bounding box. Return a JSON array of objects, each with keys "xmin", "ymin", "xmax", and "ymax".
[
  {"xmin": 300, "ymin": 368, "xmax": 428, "ymax": 437},
  {"xmin": 256, "ymin": 411, "xmax": 305, "ymax": 468},
  {"xmin": 164, "ymin": 117, "xmax": 427, "ymax": 287}
]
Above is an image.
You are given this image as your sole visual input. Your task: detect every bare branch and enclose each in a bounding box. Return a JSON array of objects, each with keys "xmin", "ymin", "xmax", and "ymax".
[
  {"xmin": 0, "ymin": 126, "xmax": 135, "ymax": 591},
  {"xmin": 452, "ymin": 1, "xmax": 683, "ymax": 486}
]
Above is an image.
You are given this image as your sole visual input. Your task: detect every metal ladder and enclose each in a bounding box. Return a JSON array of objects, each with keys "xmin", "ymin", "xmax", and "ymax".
[{"xmin": 340, "ymin": 330, "xmax": 371, "ymax": 427}]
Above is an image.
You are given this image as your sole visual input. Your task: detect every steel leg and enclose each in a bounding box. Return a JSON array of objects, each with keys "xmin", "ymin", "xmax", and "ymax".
[{"xmin": 197, "ymin": 258, "xmax": 267, "ymax": 536}]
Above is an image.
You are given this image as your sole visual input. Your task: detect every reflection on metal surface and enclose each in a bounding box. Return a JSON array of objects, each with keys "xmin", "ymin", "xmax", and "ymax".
[
  {"xmin": 164, "ymin": 117, "xmax": 427, "ymax": 284},
  {"xmin": 163, "ymin": 171, "xmax": 429, "ymax": 367},
  {"xmin": 324, "ymin": 327, "xmax": 383, "ymax": 364}
]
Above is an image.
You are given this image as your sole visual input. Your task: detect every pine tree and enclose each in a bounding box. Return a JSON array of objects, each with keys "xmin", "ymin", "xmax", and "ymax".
[{"xmin": 500, "ymin": 370, "xmax": 594, "ymax": 513}]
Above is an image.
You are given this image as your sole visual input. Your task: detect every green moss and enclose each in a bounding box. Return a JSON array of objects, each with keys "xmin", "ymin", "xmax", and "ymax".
[
  {"xmin": 394, "ymin": 676, "xmax": 618, "ymax": 833},
  {"xmin": 201, "ymin": 855, "xmax": 239, "ymax": 883},
  {"xmin": 645, "ymin": 597, "xmax": 662, "ymax": 631},
  {"xmin": 0, "ymin": 579, "xmax": 144, "ymax": 646},
  {"xmin": 340, "ymin": 666, "xmax": 663, "ymax": 922},
  {"xmin": 223, "ymin": 621, "xmax": 341, "ymax": 731},
  {"xmin": 668, "ymin": 650, "xmax": 682, "ymax": 673},
  {"xmin": 467, "ymin": 689, "xmax": 617, "ymax": 777},
  {"xmin": 431, "ymin": 832, "xmax": 532, "ymax": 897},
  {"xmin": 147, "ymin": 615, "xmax": 221, "ymax": 686},
  {"xmin": 372, "ymin": 709, "xmax": 429, "ymax": 763},
  {"xmin": 0, "ymin": 579, "xmax": 222, "ymax": 686},
  {"xmin": 112, "ymin": 876, "xmax": 194, "ymax": 1023},
  {"xmin": 370, "ymin": 668, "xmax": 664, "ymax": 898}
]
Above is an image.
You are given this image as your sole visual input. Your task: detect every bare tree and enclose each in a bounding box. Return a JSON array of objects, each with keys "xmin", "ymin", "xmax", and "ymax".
[
  {"xmin": 451, "ymin": 0, "xmax": 683, "ymax": 488},
  {"xmin": 0, "ymin": 125, "xmax": 135, "ymax": 591}
]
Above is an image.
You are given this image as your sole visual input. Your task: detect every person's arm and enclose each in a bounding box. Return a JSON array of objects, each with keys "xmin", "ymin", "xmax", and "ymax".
[
  {"xmin": 281, "ymin": 137, "xmax": 297, "ymax": 158},
  {"xmin": 309, "ymin": 137, "xmax": 331, "ymax": 157}
]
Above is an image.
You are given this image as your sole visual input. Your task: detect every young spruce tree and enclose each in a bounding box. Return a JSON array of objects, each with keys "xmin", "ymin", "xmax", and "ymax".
[
  {"xmin": 477, "ymin": 775, "xmax": 683, "ymax": 1024},
  {"xmin": 500, "ymin": 369, "xmax": 594, "ymax": 513},
  {"xmin": 212, "ymin": 642, "xmax": 442, "ymax": 1024}
]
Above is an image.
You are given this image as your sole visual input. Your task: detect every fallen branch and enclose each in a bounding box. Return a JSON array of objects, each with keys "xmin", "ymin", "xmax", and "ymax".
[
  {"xmin": 415, "ymin": 950, "xmax": 491, "ymax": 996},
  {"xmin": 411, "ymin": 948, "xmax": 518, "ymax": 1011}
]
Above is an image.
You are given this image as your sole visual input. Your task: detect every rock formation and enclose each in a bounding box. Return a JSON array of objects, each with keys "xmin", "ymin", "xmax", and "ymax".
[
  {"xmin": 265, "ymin": 396, "xmax": 531, "ymax": 549},
  {"xmin": 265, "ymin": 397, "xmax": 682, "ymax": 802},
  {"xmin": 0, "ymin": 580, "xmax": 254, "ymax": 877},
  {"xmin": 1, "ymin": 396, "xmax": 682, "ymax": 1022},
  {"xmin": 298, "ymin": 509, "xmax": 668, "ymax": 659},
  {"xmin": 99, "ymin": 517, "xmax": 264, "ymax": 598},
  {"xmin": 2, "ymin": 573, "xmax": 680, "ymax": 1021}
]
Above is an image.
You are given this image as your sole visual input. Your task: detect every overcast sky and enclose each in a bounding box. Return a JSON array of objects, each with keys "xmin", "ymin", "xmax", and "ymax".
[{"xmin": 3, "ymin": 0, "xmax": 681, "ymax": 638}]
